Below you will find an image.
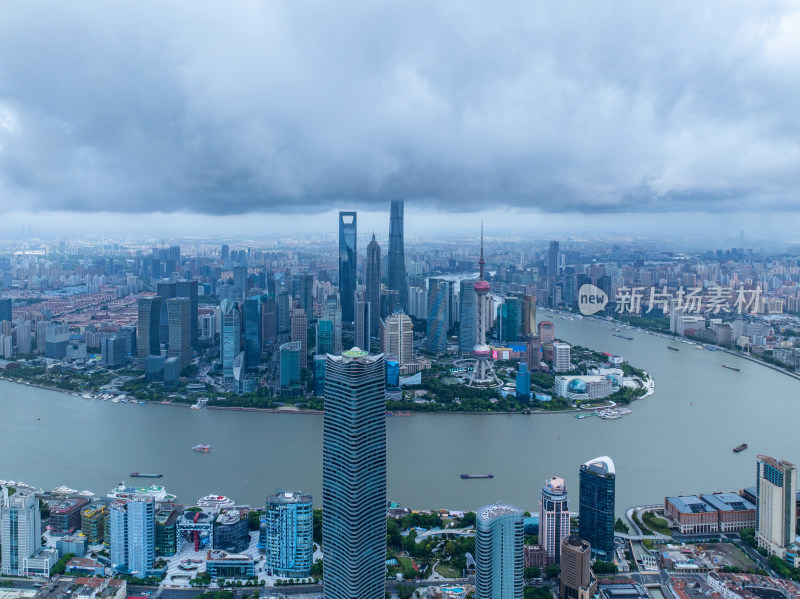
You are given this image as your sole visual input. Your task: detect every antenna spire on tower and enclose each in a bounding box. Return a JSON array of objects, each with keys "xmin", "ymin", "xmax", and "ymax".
[{"xmin": 479, "ymin": 221, "xmax": 485, "ymax": 281}]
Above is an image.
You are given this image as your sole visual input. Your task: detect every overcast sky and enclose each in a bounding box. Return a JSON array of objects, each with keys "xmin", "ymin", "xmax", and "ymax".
[{"xmin": 1, "ymin": 1, "xmax": 799, "ymax": 230}]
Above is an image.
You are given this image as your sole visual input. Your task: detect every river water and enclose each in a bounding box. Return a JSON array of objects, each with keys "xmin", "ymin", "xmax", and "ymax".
[{"xmin": 2, "ymin": 311, "xmax": 799, "ymax": 515}]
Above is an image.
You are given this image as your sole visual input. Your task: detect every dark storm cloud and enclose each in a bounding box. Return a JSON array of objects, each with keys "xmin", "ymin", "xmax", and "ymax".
[{"xmin": 0, "ymin": 1, "xmax": 799, "ymax": 215}]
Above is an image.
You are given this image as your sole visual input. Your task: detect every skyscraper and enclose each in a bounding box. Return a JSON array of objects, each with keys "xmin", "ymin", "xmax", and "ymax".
[
  {"xmin": 323, "ymin": 294, "xmax": 343, "ymax": 355},
  {"xmin": 540, "ymin": 476, "xmax": 570, "ymax": 565},
  {"xmin": 560, "ymin": 536, "xmax": 597, "ymax": 599},
  {"xmin": 338, "ymin": 212, "xmax": 357, "ymax": 322},
  {"xmin": 579, "ymin": 456, "xmax": 615, "ymax": 559},
  {"xmin": 244, "ymin": 296, "xmax": 262, "ymax": 371},
  {"xmin": 299, "ymin": 274, "xmax": 314, "ymax": 320},
  {"xmin": 459, "ymin": 279, "xmax": 477, "ymax": 353},
  {"xmin": 175, "ymin": 280, "xmax": 199, "ymax": 349},
  {"xmin": 548, "ymin": 241, "xmax": 560, "ymax": 277},
  {"xmin": 137, "ymin": 296, "xmax": 161, "ymax": 367},
  {"xmin": 427, "ymin": 278, "xmax": 449, "ymax": 354},
  {"xmin": 264, "ymin": 491, "xmax": 314, "ymax": 578},
  {"xmin": 110, "ymin": 497, "xmax": 155, "ymax": 576},
  {"xmin": 316, "ymin": 319, "xmax": 334, "ymax": 355},
  {"xmin": 354, "ymin": 294, "xmax": 371, "ymax": 352},
  {"xmin": 756, "ymin": 455, "xmax": 797, "ymax": 558},
  {"xmin": 1, "ymin": 488, "xmax": 55, "ymax": 576},
  {"xmin": 323, "ymin": 350, "xmax": 386, "ymax": 599},
  {"xmin": 291, "ymin": 308, "xmax": 308, "ymax": 371},
  {"xmin": 475, "ymin": 503, "xmax": 524, "ymax": 599},
  {"xmin": 366, "ymin": 234, "xmax": 381, "ymax": 334},
  {"xmin": 220, "ymin": 299, "xmax": 240, "ymax": 385},
  {"xmin": 156, "ymin": 280, "xmax": 176, "ymax": 345},
  {"xmin": 167, "ymin": 297, "xmax": 191, "ymax": 371},
  {"xmin": 382, "ymin": 310, "xmax": 413, "ymax": 365},
  {"xmin": 388, "ymin": 200, "xmax": 408, "ymax": 311},
  {"xmin": 0, "ymin": 298, "xmax": 11, "ymax": 322},
  {"xmin": 279, "ymin": 341, "xmax": 302, "ymax": 390}
]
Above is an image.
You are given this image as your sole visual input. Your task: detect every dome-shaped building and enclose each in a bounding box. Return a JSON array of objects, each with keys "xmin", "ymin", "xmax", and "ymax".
[{"xmin": 567, "ymin": 378, "xmax": 588, "ymax": 394}]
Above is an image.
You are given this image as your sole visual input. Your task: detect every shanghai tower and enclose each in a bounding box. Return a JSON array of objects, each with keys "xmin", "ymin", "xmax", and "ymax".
[{"xmin": 388, "ymin": 200, "xmax": 408, "ymax": 312}]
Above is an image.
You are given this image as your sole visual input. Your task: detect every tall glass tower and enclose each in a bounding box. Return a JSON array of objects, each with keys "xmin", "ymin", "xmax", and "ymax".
[
  {"xmin": 264, "ymin": 491, "xmax": 314, "ymax": 578},
  {"xmin": 323, "ymin": 349, "xmax": 386, "ymax": 599},
  {"xmin": 388, "ymin": 200, "xmax": 408, "ymax": 311},
  {"xmin": 427, "ymin": 278, "xmax": 449, "ymax": 354},
  {"xmin": 338, "ymin": 212, "xmax": 357, "ymax": 322},
  {"xmin": 578, "ymin": 456, "xmax": 616, "ymax": 559},
  {"xmin": 244, "ymin": 296, "xmax": 262, "ymax": 371},
  {"xmin": 220, "ymin": 299, "xmax": 240, "ymax": 385},
  {"xmin": 366, "ymin": 234, "xmax": 381, "ymax": 334},
  {"xmin": 475, "ymin": 503, "xmax": 524, "ymax": 599}
]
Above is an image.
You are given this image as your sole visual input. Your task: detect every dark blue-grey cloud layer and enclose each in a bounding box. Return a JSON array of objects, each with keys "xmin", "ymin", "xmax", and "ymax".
[{"xmin": 0, "ymin": 1, "xmax": 799, "ymax": 214}]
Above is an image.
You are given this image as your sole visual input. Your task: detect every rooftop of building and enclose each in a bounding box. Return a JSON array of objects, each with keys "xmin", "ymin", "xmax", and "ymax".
[
  {"xmin": 582, "ymin": 456, "xmax": 616, "ymax": 476},
  {"xmin": 266, "ymin": 490, "xmax": 313, "ymax": 505},
  {"xmin": 700, "ymin": 493, "xmax": 755, "ymax": 512},
  {"xmin": 206, "ymin": 550, "xmax": 253, "ymax": 562},
  {"xmin": 758, "ymin": 455, "xmax": 796, "ymax": 471},
  {"xmin": 52, "ymin": 497, "xmax": 90, "ymax": 514},
  {"xmin": 666, "ymin": 495, "xmax": 716, "ymax": 514},
  {"xmin": 477, "ymin": 502, "xmax": 523, "ymax": 522},
  {"xmin": 543, "ymin": 476, "xmax": 567, "ymax": 495}
]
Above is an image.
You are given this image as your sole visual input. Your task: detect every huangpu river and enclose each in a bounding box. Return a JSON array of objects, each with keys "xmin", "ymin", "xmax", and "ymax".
[{"xmin": 2, "ymin": 310, "xmax": 799, "ymax": 515}]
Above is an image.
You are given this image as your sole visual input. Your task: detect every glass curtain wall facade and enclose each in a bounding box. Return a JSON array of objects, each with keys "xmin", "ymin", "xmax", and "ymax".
[
  {"xmin": 338, "ymin": 212, "xmax": 357, "ymax": 322},
  {"xmin": 578, "ymin": 456, "xmax": 616, "ymax": 559}
]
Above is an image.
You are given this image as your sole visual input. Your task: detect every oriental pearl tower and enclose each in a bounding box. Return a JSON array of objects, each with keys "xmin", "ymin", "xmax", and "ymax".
[{"xmin": 470, "ymin": 224, "xmax": 495, "ymax": 385}]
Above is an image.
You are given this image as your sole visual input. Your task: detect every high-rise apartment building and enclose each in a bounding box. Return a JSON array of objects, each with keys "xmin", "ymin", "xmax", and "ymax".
[
  {"xmin": 338, "ymin": 212, "xmax": 357, "ymax": 322},
  {"xmin": 756, "ymin": 455, "xmax": 797, "ymax": 558},
  {"xmin": 137, "ymin": 296, "xmax": 161, "ymax": 367},
  {"xmin": 382, "ymin": 310, "xmax": 413, "ymax": 365},
  {"xmin": 388, "ymin": 200, "xmax": 408, "ymax": 312},
  {"xmin": 264, "ymin": 491, "xmax": 314, "ymax": 578},
  {"xmin": 475, "ymin": 503, "xmax": 524, "ymax": 599},
  {"xmin": 1, "ymin": 488, "xmax": 57, "ymax": 577},
  {"xmin": 167, "ymin": 297, "xmax": 191, "ymax": 371},
  {"xmin": 540, "ymin": 476, "xmax": 570, "ymax": 565},
  {"xmin": 110, "ymin": 497, "xmax": 155, "ymax": 576},
  {"xmin": 323, "ymin": 350, "xmax": 386, "ymax": 599},
  {"xmin": 560, "ymin": 536, "xmax": 597, "ymax": 599},
  {"xmin": 553, "ymin": 341, "xmax": 571, "ymax": 372},
  {"xmin": 579, "ymin": 456, "xmax": 615, "ymax": 559}
]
